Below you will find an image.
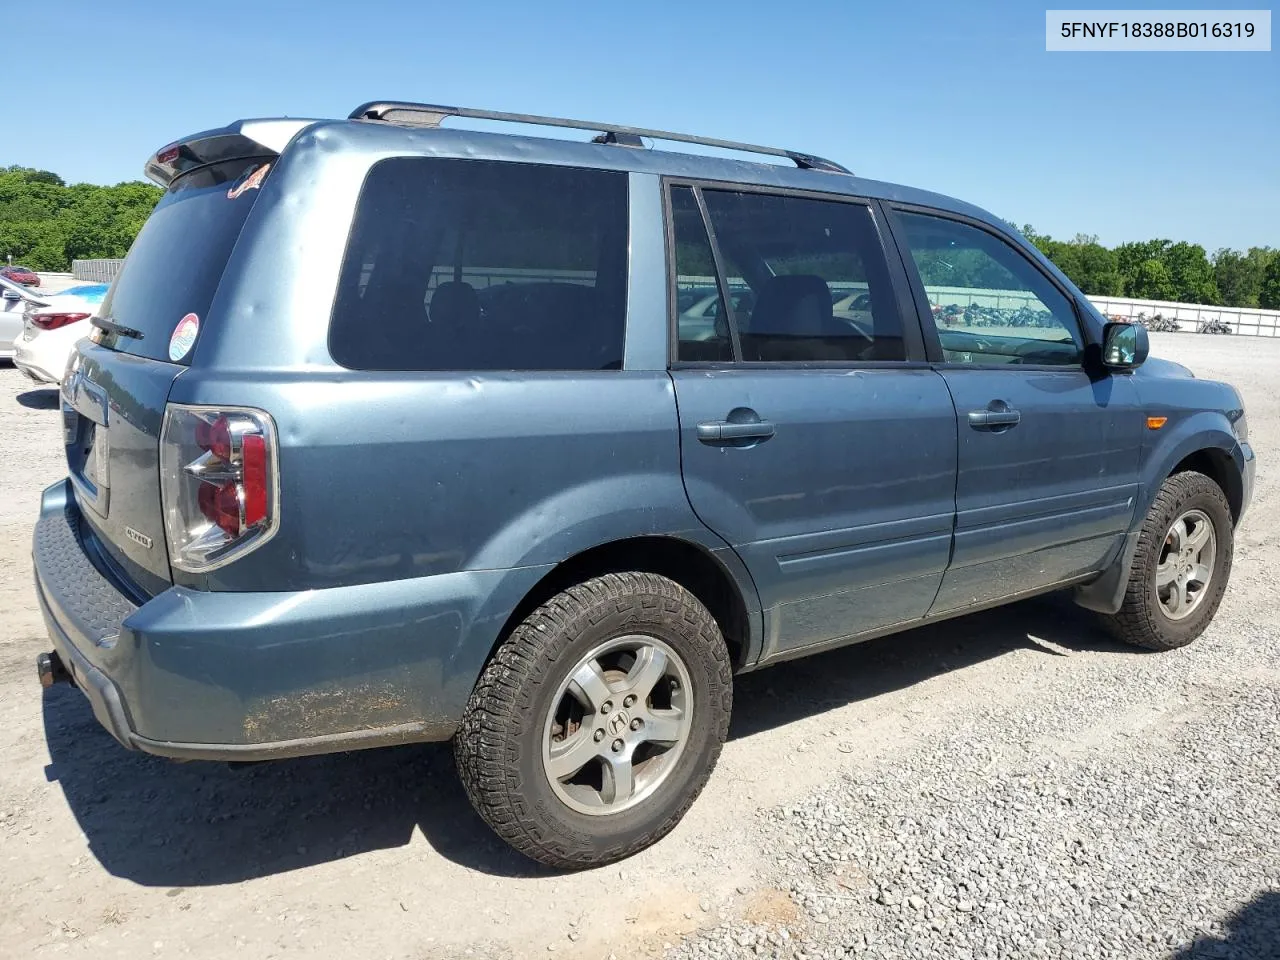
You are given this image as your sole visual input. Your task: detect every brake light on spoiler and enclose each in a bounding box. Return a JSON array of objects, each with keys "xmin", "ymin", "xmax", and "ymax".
[{"xmin": 159, "ymin": 404, "xmax": 279, "ymax": 572}]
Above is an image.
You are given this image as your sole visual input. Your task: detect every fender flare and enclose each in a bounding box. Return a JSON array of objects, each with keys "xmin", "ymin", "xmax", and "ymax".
[
  {"xmin": 1074, "ymin": 415, "xmax": 1241, "ymax": 615},
  {"xmin": 466, "ymin": 472, "xmax": 764, "ymax": 661}
]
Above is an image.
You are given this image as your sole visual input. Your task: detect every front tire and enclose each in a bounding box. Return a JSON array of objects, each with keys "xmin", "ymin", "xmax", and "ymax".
[
  {"xmin": 455, "ymin": 572, "xmax": 733, "ymax": 870},
  {"xmin": 1103, "ymin": 471, "xmax": 1234, "ymax": 650}
]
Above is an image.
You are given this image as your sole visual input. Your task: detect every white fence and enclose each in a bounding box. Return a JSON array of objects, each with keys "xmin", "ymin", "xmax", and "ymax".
[
  {"xmin": 72, "ymin": 259, "xmax": 125, "ymax": 283},
  {"xmin": 1086, "ymin": 296, "xmax": 1280, "ymax": 337},
  {"xmin": 924, "ymin": 287, "xmax": 1280, "ymax": 336}
]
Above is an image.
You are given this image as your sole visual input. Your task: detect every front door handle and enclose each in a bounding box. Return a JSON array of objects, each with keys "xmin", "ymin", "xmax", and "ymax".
[
  {"xmin": 967, "ymin": 402, "xmax": 1021, "ymax": 430},
  {"xmin": 696, "ymin": 417, "xmax": 775, "ymax": 443}
]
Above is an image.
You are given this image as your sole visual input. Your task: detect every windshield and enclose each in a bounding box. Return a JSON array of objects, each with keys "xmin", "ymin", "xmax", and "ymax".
[{"xmin": 95, "ymin": 157, "xmax": 272, "ymax": 363}]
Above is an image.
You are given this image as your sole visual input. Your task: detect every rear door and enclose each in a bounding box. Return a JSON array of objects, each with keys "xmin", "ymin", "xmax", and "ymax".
[
  {"xmin": 64, "ymin": 157, "xmax": 274, "ymax": 595},
  {"xmin": 667, "ymin": 184, "xmax": 958, "ymax": 661},
  {"xmin": 887, "ymin": 207, "xmax": 1143, "ymax": 614}
]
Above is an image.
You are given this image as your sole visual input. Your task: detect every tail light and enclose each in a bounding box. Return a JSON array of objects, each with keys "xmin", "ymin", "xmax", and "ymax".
[
  {"xmin": 31, "ymin": 312, "xmax": 90, "ymax": 330},
  {"xmin": 160, "ymin": 404, "xmax": 279, "ymax": 572}
]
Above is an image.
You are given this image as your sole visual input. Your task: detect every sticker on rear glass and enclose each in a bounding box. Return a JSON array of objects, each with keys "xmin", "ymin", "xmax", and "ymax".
[
  {"xmin": 169, "ymin": 313, "xmax": 199, "ymax": 361},
  {"xmin": 227, "ymin": 162, "xmax": 271, "ymax": 200}
]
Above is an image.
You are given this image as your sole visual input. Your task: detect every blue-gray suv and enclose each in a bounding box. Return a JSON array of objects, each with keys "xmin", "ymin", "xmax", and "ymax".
[{"xmin": 33, "ymin": 101, "xmax": 1255, "ymax": 869}]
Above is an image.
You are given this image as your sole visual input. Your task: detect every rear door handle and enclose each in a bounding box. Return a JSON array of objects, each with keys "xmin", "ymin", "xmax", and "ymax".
[
  {"xmin": 696, "ymin": 419, "xmax": 776, "ymax": 443},
  {"xmin": 967, "ymin": 408, "xmax": 1021, "ymax": 430}
]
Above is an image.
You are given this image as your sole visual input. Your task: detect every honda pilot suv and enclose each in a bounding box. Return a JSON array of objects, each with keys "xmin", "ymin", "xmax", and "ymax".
[{"xmin": 33, "ymin": 101, "xmax": 1255, "ymax": 869}]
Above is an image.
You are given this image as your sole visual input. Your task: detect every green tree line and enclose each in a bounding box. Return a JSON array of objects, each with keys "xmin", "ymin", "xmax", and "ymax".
[
  {"xmin": 1021, "ymin": 226, "xmax": 1280, "ymax": 310},
  {"xmin": 0, "ymin": 165, "xmax": 161, "ymax": 272}
]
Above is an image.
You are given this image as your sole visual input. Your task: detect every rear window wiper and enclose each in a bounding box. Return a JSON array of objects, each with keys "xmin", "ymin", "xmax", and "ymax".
[{"xmin": 91, "ymin": 316, "xmax": 145, "ymax": 340}]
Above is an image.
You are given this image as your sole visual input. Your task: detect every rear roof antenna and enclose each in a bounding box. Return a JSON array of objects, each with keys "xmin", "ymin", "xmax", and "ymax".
[{"xmin": 590, "ymin": 131, "xmax": 646, "ymax": 148}]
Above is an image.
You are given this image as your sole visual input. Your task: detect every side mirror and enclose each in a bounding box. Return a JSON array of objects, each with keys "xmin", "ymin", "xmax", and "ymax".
[{"xmin": 1102, "ymin": 321, "xmax": 1148, "ymax": 370}]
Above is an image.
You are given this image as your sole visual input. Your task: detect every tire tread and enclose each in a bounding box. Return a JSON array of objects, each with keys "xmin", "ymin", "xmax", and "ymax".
[
  {"xmin": 1104, "ymin": 470, "xmax": 1233, "ymax": 651},
  {"xmin": 455, "ymin": 572, "xmax": 732, "ymax": 870}
]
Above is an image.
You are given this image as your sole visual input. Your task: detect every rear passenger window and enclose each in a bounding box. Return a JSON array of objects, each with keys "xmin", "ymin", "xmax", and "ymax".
[
  {"xmin": 699, "ymin": 190, "xmax": 904, "ymax": 363},
  {"xmin": 330, "ymin": 158, "xmax": 628, "ymax": 371}
]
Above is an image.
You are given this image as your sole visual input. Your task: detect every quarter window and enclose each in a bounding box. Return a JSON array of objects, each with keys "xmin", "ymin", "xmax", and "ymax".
[
  {"xmin": 896, "ymin": 212, "xmax": 1083, "ymax": 366},
  {"xmin": 330, "ymin": 158, "xmax": 628, "ymax": 371},
  {"xmin": 671, "ymin": 187, "xmax": 732, "ymax": 362}
]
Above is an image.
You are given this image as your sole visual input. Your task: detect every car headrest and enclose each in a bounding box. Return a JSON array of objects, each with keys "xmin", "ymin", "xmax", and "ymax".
[
  {"xmin": 429, "ymin": 281, "xmax": 480, "ymax": 330},
  {"xmin": 748, "ymin": 275, "xmax": 833, "ymax": 336}
]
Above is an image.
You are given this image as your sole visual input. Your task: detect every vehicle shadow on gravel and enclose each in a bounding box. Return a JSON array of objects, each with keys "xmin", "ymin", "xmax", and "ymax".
[
  {"xmin": 41, "ymin": 688, "xmax": 544, "ymax": 885},
  {"xmin": 16, "ymin": 387, "xmax": 59, "ymax": 410},
  {"xmin": 1171, "ymin": 890, "xmax": 1280, "ymax": 959},
  {"xmin": 42, "ymin": 593, "xmax": 1131, "ymax": 885},
  {"xmin": 729, "ymin": 592, "xmax": 1131, "ymax": 740}
]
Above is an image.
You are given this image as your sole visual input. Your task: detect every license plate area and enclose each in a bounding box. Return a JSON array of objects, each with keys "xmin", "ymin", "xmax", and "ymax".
[
  {"xmin": 62, "ymin": 365, "xmax": 112, "ymax": 515},
  {"xmin": 65, "ymin": 408, "xmax": 111, "ymax": 516}
]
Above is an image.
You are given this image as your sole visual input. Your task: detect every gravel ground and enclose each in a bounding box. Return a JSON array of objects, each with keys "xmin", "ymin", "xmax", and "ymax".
[
  {"xmin": 668, "ymin": 334, "xmax": 1280, "ymax": 960},
  {"xmin": 0, "ymin": 332, "xmax": 1276, "ymax": 960}
]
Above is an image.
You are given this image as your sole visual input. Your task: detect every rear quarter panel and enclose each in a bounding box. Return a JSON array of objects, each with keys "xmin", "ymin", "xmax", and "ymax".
[{"xmin": 166, "ymin": 371, "xmax": 722, "ymax": 591}]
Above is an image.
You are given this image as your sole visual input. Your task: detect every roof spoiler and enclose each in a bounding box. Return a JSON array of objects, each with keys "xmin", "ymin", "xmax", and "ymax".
[
  {"xmin": 349, "ymin": 101, "xmax": 852, "ymax": 175},
  {"xmin": 144, "ymin": 118, "xmax": 317, "ymax": 187}
]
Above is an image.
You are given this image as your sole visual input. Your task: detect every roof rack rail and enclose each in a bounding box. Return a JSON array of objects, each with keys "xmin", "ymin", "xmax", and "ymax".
[{"xmin": 347, "ymin": 101, "xmax": 851, "ymax": 175}]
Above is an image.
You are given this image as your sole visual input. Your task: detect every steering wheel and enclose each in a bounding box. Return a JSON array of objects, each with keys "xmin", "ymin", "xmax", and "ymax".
[{"xmin": 833, "ymin": 315, "xmax": 875, "ymax": 343}]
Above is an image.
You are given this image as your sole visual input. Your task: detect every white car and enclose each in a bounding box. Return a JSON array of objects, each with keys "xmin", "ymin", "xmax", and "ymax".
[
  {"xmin": 678, "ymin": 289, "xmax": 755, "ymax": 341},
  {"xmin": 13, "ymin": 283, "xmax": 110, "ymax": 384}
]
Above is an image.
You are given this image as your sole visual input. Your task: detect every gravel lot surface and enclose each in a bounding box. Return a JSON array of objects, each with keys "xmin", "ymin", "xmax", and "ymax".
[{"xmin": 0, "ymin": 333, "xmax": 1276, "ymax": 960}]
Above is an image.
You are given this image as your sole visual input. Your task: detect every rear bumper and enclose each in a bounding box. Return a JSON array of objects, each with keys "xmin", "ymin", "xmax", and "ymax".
[
  {"xmin": 14, "ymin": 334, "xmax": 65, "ymax": 384},
  {"xmin": 14, "ymin": 357, "xmax": 59, "ymax": 384},
  {"xmin": 33, "ymin": 480, "xmax": 549, "ymax": 760}
]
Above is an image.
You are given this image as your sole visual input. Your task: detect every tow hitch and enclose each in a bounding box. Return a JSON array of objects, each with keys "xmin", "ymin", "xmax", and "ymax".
[{"xmin": 36, "ymin": 651, "xmax": 71, "ymax": 688}]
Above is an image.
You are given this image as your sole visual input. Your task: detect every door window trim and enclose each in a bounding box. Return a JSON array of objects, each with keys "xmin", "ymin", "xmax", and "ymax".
[
  {"xmin": 882, "ymin": 202, "xmax": 1096, "ymax": 371},
  {"xmin": 661, "ymin": 177, "xmax": 930, "ymax": 369}
]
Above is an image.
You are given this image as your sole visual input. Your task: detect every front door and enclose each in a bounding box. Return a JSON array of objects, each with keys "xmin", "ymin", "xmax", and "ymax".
[
  {"xmin": 889, "ymin": 208, "xmax": 1144, "ymax": 614},
  {"xmin": 666, "ymin": 184, "xmax": 958, "ymax": 660}
]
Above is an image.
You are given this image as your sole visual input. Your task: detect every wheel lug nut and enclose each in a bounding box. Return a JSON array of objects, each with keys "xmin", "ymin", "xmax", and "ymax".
[
  {"xmin": 611, "ymin": 739, "xmax": 624, "ymax": 753},
  {"xmin": 623, "ymin": 694, "xmax": 636, "ymax": 708},
  {"xmin": 593, "ymin": 728, "xmax": 605, "ymax": 742},
  {"xmin": 669, "ymin": 678, "xmax": 680, "ymax": 690},
  {"xmin": 630, "ymin": 718, "xmax": 643, "ymax": 731},
  {"xmin": 600, "ymin": 700, "xmax": 613, "ymax": 714}
]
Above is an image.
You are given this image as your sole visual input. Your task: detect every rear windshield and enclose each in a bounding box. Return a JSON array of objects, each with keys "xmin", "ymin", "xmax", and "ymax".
[
  {"xmin": 95, "ymin": 158, "xmax": 271, "ymax": 363},
  {"xmin": 329, "ymin": 158, "xmax": 628, "ymax": 371}
]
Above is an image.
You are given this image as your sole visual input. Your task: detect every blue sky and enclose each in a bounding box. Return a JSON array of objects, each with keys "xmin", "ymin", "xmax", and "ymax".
[{"xmin": 13, "ymin": 0, "xmax": 1278, "ymax": 251}]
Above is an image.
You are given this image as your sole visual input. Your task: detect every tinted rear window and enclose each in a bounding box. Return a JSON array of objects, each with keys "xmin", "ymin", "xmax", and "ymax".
[
  {"xmin": 96, "ymin": 158, "xmax": 270, "ymax": 363},
  {"xmin": 329, "ymin": 158, "xmax": 628, "ymax": 371}
]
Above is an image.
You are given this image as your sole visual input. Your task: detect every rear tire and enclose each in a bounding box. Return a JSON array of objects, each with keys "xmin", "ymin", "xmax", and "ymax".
[
  {"xmin": 1103, "ymin": 471, "xmax": 1233, "ymax": 650},
  {"xmin": 455, "ymin": 572, "xmax": 733, "ymax": 870}
]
